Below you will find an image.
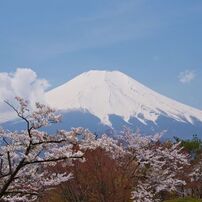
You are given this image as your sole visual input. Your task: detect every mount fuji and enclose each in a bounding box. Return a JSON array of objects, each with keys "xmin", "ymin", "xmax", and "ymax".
[{"xmin": 44, "ymin": 70, "xmax": 202, "ymax": 139}]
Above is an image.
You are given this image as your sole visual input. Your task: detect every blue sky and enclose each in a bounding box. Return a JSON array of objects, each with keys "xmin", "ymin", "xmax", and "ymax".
[{"xmin": 0, "ymin": 0, "xmax": 202, "ymax": 109}]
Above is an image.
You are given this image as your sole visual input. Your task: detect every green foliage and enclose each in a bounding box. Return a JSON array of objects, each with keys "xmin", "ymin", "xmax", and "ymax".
[
  {"xmin": 174, "ymin": 135, "xmax": 202, "ymax": 157},
  {"xmin": 164, "ymin": 197, "xmax": 202, "ymax": 202}
]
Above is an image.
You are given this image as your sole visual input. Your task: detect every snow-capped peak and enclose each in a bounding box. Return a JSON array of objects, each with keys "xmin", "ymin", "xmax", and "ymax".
[{"xmin": 45, "ymin": 70, "xmax": 202, "ymax": 126}]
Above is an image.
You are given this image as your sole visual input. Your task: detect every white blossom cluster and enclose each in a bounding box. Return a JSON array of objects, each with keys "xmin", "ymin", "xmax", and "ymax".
[
  {"xmin": 122, "ymin": 129, "xmax": 189, "ymax": 202},
  {"xmin": 189, "ymin": 155, "xmax": 202, "ymax": 183}
]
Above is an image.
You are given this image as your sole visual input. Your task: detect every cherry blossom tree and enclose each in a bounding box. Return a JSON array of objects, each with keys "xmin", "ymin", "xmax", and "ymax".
[
  {"xmin": 0, "ymin": 97, "xmax": 191, "ymax": 202},
  {"xmin": 0, "ymin": 97, "xmax": 126, "ymax": 202},
  {"xmin": 121, "ymin": 129, "xmax": 190, "ymax": 202},
  {"xmin": 187, "ymin": 153, "xmax": 202, "ymax": 198},
  {"xmin": 0, "ymin": 97, "xmax": 89, "ymax": 201}
]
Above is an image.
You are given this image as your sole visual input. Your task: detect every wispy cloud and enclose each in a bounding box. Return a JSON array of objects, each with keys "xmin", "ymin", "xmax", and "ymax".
[
  {"xmin": 0, "ymin": 68, "xmax": 49, "ymax": 123},
  {"xmin": 178, "ymin": 70, "xmax": 196, "ymax": 84}
]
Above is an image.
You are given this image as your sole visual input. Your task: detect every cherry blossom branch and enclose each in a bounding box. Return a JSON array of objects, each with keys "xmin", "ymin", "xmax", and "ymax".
[
  {"xmin": 7, "ymin": 152, "xmax": 12, "ymax": 174},
  {"xmin": 0, "ymin": 97, "xmax": 87, "ymax": 201},
  {"xmin": 4, "ymin": 100, "xmax": 32, "ymax": 137},
  {"xmin": 4, "ymin": 191, "xmax": 38, "ymax": 196},
  {"xmin": 24, "ymin": 155, "xmax": 83, "ymax": 165}
]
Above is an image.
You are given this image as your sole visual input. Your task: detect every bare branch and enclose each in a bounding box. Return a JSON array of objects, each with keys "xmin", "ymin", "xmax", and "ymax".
[
  {"xmin": 32, "ymin": 139, "xmax": 67, "ymax": 146},
  {"xmin": 4, "ymin": 100, "xmax": 32, "ymax": 138},
  {"xmin": 7, "ymin": 152, "xmax": 12, "ymax": 174}
]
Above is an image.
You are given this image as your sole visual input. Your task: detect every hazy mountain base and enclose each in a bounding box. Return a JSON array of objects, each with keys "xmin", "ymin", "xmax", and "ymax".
[{"xmin": 2, "ymin": 110, "xmax": 202, "ymax": 139}]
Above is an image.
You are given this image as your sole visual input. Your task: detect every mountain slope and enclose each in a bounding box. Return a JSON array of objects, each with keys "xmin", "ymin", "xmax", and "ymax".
[{"xmin": 45, "ymin": 70, "xmax": 202, "ymax": 127}]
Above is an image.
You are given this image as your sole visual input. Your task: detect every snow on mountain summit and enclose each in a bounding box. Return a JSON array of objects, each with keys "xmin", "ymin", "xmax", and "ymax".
[{"xmin": 45, "ymin": 70, "xmax": 202, "ymax": 126}]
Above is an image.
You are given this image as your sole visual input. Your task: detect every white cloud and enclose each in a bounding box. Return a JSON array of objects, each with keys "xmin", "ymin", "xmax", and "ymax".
[
  {"xmin": 178, "ymin": 70, "xmax": 196, "ymax": 84},
  {"xmin": 0, "ymin": 68, "xmax": 49, "ymax": 123}
]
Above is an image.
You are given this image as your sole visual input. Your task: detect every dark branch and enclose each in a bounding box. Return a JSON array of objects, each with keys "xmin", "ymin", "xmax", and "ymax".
[
  {"xmin": 32, "ymin": 139, "xmax": 67, "ymax": 146},
  {"xmin": 4, "ymin": 100, "xmax": 32, "ymax": 138},
  {"xmin": 3, "ymin": 138, "xmax": 9, "ymax": 146},
  {"xmin": 7, "ymin": 152, "xmax": 12, "ymax": 174},
  {"xmin": 24, "ymin": 155, "xmax": 83, "ymax": 165}
]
